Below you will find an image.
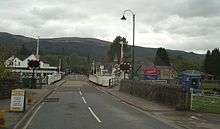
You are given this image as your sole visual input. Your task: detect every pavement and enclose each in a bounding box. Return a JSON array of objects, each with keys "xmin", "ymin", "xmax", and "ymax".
[
  {"xmin": 0, "ymin": 89, "xmax": 49, "ymax": 129},
  {"xmin": 24, "ymin": 77, "xmax": 179, "ymax": 129},
  {"xmin": 0, "ymin": 79, "xmax": 65, "ymax": 129},
  {"xmin": 94, "ymin": 83, "xmax": 220, "ymax": 129}
]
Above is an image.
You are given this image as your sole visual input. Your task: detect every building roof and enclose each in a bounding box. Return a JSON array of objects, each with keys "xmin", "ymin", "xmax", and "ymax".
[
  {"xmin": 182, "ymin": 70, "xmax": 202, "ymax": 76},
  {"xmin": 23, "ymin": 54, "xmax": 38, "ymax": 61},
  {"xmin": 5, "ymin": 54, "xmax": 57, "ymax": 69}
]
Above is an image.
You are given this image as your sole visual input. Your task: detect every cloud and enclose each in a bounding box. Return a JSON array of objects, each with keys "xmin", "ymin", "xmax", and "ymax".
[{"xmin": 0, "ymin": 0, "xmax": 220, "ymax": 53}]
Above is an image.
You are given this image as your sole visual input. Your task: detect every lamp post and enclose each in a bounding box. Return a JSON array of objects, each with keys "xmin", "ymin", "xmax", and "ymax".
[
  {"xmin": 121, "ymin": 9, "xmax": 135, "ymax": 79},
  {"xmin": 36, "ymin": 36, "xmax": 40, "ymax": 60},
  {"xmin": 120, "ymin": 41, "xmax": 124, "ymax": 63}
]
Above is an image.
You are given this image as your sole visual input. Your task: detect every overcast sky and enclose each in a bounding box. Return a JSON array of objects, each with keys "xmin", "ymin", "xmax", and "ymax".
[{"xmin": 0, "ymin": 0, "xmax": 220, "ymax": 53}]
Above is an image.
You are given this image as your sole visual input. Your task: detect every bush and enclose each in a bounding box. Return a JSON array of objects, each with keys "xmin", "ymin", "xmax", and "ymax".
[
  {"xmin": 120, "ymin": 80, "xmax": 190, "ymax": 110},
  {"xmin": 0, "ymin": 63, "xmax": 12, "ymax": 79}
]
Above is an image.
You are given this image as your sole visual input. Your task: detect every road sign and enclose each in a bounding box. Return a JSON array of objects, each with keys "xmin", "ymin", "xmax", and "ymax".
[
  {"xmin": 10, "ymin": 89, "xmax": 25, "ymax": 112},
  {"xmin": 120, "ymin": 62, "xmax": 132, "ymax": 73},
  {"xmin": 144, "ymin": 67, "xmax": 160, "ymax": 76}
]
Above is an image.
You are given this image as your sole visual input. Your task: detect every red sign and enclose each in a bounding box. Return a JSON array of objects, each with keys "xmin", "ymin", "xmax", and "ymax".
[{"xmin": 144, "ymin": 67, "xmax": 160, "ymax": 76}]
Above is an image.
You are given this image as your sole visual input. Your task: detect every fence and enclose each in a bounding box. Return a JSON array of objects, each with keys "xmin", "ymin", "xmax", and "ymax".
[
  {"xmin": 89, "ymin": 74, "xmax": 113, "ymax": 87},
  {"xmin": 68, "ymin": 75, "xmax": 88, "ymax": 81},
  {"xmin": 0, "ymin": 78, "xmax": 20, "ymax": 99},
  {"xmin": 109, "ymin": 78, "xmax": 120, "ymax": 88},
  {"xmin": 191, "ymin": 94, "xmax": 220, "ymax": 114},
  {"xmin": 47, "ymin": 73, "xmax": 62, "ymax": 85},
  {"xmin": 202, "ymin": 80, "xmax": 220, "ymax": 84},
  {"xmin": 120, "ymin": 80, "xmax": 191, "ymax": 110}
]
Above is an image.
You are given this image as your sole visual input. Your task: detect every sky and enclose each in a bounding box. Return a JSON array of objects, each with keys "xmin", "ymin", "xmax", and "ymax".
[{"xmin": 0, "ymin": 0, "xmax": 220, "ymax": 54}]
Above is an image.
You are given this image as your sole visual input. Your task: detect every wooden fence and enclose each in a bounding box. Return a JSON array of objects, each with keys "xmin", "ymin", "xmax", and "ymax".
[
  {"xmin": 0, "ymin": 78, "xmax": 20, "ymax": 99},
  {"xmin": 120, "ymin": 80, "xmax": 191, "ymax": 110}
]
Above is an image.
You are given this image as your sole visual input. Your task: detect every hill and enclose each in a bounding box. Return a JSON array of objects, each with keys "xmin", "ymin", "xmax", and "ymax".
[{"xmin": 0, "ymin": 32, "xmax": 204, "ymax": 67}]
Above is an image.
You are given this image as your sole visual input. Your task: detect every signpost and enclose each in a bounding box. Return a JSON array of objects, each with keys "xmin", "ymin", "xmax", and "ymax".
[
  {"xmin": 28, "ymin": 60, "xmax": 40, "ymax": 89},
  {"xmin": 120, "ymin": 62, "xmax": 132, "ymax": 73},
  {"xmin": 119, "ymin": 62, "xmax": 132, "ymax": 79},
  {"xmin": 10, "ymin": 89, "xmax": 26, "ymax": 112}
]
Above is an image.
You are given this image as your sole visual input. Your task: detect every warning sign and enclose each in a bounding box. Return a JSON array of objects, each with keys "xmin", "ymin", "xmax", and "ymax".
[{"xmin": 10, "ymin": 89, "xmax": 25, "ymax": 112}]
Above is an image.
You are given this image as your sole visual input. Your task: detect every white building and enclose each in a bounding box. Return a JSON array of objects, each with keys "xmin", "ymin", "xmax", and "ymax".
[
  {"xmin": 4, "ymin": 37, "xmax": 63, "ymax": 84},
  {"xmin": 5, "ymin": 56, "xmax": 23, "ymax": 67},
  {"xmin": 5, "ymin": 54, "xmax": 59, "ymax": 77}
]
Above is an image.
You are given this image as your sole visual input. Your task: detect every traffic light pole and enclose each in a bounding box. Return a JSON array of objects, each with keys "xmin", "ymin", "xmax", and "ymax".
[{"xmin": 31, "ymin": 68, "xmax": 36, "ymax": 89}]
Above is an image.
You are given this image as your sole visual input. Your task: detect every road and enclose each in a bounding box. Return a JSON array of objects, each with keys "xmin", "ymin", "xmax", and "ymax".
[{"xmin": 24, "ymin": 77, "xmax": 177, "ymax": 129}]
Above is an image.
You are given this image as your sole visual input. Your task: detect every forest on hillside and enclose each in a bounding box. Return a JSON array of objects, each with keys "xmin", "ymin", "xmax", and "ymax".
[{"xmin": 0, "ymin": 32, "xmax": 206, "ymax": 74}]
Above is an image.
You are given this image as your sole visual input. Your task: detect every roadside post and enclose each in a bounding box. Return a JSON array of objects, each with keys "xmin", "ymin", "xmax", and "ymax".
[
  {"xmin": 28, "ymin": 60, "xmax": 40, "ymax": 89},
  {"xmin": 0, "ymin": 110, "xmax": 5, "ymax": 128},
  {"xmin": 190, "ymin": 88, "xmax": 194, "ymax": 110},
  {"xmin": 10, "ymin": 89, "xmax": 26, "ymax": 112}
]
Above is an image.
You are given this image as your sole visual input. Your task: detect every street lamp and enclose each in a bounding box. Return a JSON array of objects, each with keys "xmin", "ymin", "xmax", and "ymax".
[
  {"xmin": 121, "ymin": 9, "xmax": 135, "ymax": 79},
  {"xmin": 120, "ymin": 41, "xmax": 124, "ymax": 63}
]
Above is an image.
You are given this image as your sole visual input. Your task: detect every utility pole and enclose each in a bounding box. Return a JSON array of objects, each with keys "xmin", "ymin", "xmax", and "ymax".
[
  {"xmin": 92, "ymin": 60, "xmax": 95, "ymax": 74},
  {"xmin": 36, "ymin": 36, "xmax": 40, "ymax": 60}
]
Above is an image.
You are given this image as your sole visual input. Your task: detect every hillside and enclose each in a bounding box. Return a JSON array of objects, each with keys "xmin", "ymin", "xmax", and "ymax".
[{"xmin": 0, "ymin": 32, "xmax": 204, "ymax": 66}]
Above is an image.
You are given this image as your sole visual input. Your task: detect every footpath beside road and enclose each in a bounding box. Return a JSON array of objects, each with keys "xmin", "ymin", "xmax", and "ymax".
[
  {"xmin": 92, "ymin": 84, "xmax": 220, "ymax": 129},
  {"xmin": 0, "ymin": 79, "xmax": 65, "ymax": 129}
]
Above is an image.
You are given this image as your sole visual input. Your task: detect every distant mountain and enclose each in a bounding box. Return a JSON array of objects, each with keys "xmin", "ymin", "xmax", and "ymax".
[{"xmin": 0, "ymin": 32, "xmax": 204, "ymax": 66}]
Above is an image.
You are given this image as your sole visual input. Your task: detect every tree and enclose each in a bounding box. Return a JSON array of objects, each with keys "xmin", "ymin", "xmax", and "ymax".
[
  {"xmin": 19, "ymin": 44, "xmax": 31, "ymax": 56},
  {"xmin": 204, "ymin": 50, "xmax": 211, "ymax": 73},
  {"xmin": 85, "ymin": 56, "xmax": 92, "ymax": 74},
  {"xmin": 0, "ymin": 44, "xmax": 17, "ymax": 63},
  {"xmin": 204, "ymin": 48, "xmax": 220, "ymax": 79},
  {"xmin": 154, "ymin": 48, "xmax": 170, "ymax": 66},
  {"xmin": 41, "ymin": 53, "xmax": 92, "ymax": 74},
  {"xmin": 170, "ymin": 57, "xmax": 201, "ymax": 72},
  {"xmin": 107, "ymin": 36, "xmax": 130, "ymax": 63},
  {"xmin": 0, "ymin": 62, "xmax": 12, "ymax": 79}
]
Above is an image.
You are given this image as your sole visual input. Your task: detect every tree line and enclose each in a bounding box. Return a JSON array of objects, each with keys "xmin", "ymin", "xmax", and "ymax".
[
  {"xmin": 2, "ymin": 37, "xmax": 218, "ymax": 77},
  {"xmin": 204, "ymin": 48, "xmax": 220, "ymax": 79},
  {"xmin": 107, "ymin": 36, "xmax": 203, "ymax": 73}
]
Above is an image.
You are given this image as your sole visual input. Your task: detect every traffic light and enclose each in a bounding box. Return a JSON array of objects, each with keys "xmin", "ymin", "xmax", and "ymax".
[
  {"xmin": 28, "ymin": 60, "xmax": 40, "ymax": 69},
  {"xmin": 119, "ymin": 62, "xmax": 132, "ymax": 73}
]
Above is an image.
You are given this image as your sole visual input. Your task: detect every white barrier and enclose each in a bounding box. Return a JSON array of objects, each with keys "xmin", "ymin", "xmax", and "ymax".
[
  {"xmin": 89, "ymin": 74, "xmax": 113, "ymax": 87},
  {"xmin": 47, "ymin": 73, "xmax": 62, "ymax": 85}
]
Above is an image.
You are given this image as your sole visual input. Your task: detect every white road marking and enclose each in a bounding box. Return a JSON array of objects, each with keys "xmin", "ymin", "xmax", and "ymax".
[
  {"xmin": 23, "ymin": 102, "xmax": 44, "ymax": 129},
  {"xmin": 79, "ymin": 90, "xmax": 82, "ymax": 96},
  {"xmin": 82, "ymin": 96, "xmax": 87, "ymax": 104},
  {"xmin": 88, "ymin": 107, "xmax": 102, "ymax": 123}
]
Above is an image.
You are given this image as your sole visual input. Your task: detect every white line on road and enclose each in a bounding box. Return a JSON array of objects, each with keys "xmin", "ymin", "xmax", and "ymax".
[
  {"xmin": 88, "ymin": 107, "xmax": 102, "ymax": 123},
  {"xmin": 23, "ymin": 102, "xmax": 44, "ymax": 129},
  {"xmin": 79, "ymin": 90, "xmax": 82, "ymax": 96},
  {"xmin": 81, "ymin": 96, "xmax": 87, "ymax": 104}
]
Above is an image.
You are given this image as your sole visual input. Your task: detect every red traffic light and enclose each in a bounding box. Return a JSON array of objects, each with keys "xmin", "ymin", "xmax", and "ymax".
[{"xmin": 28, "ymin": 60, "xmax": 40, "ymax": 69}]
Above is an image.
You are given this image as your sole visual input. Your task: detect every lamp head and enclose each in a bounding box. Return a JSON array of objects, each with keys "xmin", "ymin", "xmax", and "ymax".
[{"xmin": 121, "ymin": 15, "xmax": 126, "ymax": 20}]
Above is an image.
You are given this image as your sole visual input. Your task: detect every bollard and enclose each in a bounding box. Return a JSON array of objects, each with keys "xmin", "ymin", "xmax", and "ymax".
[
  {"xmin": 27, "ymin": 95, "xmax": 33, "ymax": 104},
  {"xmin": 190, "ymin": 88, "xmax": 194, "ymax": 110},
  {"xmin": 0, "ymin": 110, "xmax": 5, "ymax": 128}
]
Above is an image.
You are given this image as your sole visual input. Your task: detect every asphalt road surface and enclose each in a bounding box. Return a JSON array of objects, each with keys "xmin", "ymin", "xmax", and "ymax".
[{"xmin": 24, "ymin": 78, "xmax": 177, "ymax": 129}]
